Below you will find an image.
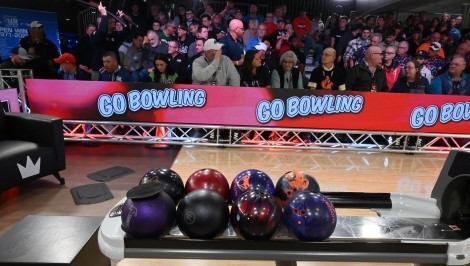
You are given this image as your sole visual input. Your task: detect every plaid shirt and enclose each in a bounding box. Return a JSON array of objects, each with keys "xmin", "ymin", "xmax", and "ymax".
[
  {"xmin": 394, "ymin": 54, "xmax": 412, "ymax": 70},
  {"xmin": 343, "ymin": 38, "xmax": 370, "ymax": 65}
]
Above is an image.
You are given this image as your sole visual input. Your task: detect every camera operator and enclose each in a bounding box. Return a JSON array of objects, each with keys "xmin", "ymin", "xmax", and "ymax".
[{"xmin": 275, "ymin": 23, "xmax": 294, "ymax": 56}]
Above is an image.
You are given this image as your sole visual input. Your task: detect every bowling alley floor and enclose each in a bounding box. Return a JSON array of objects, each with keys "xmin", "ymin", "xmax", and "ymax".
[{"xmin": 0, "ymin": 143, "xmax": 449, "ymax": 266}]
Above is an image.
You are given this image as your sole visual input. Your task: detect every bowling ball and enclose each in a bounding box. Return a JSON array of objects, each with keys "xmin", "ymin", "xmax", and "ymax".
[
  {"xmin": 140, "ymin": 168, "xmax": 185, "ymax": 204},
  {"xmin": 230, "ymin": 169, "xmax": 274, "ymax": 201},
  {"xmin": 176, "ymin": 189, "xmax": 229, "ymax": 239},
  {"xmin": 284, "ymin": 191, "xmax": 336, "ymax": 241},
  {"xmin": 121, "ymin": 183, "xmax": 176, "ymax": 238},
  {"xmin": 185, "ymin": 168, "xmax": 229, "ymax": 201},
  {"xmin": 274, "ymin": 171, "xmax": 320, "ymax": 203},
  {"xmin": 230, "ymin": 190, "xmax": 283, "ymax": 240}
]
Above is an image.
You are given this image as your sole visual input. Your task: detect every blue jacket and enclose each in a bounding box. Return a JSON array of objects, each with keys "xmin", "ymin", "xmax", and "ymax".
[{"xmin": 429, "ymin": 72, "xmax": 470, "ymax": 95}]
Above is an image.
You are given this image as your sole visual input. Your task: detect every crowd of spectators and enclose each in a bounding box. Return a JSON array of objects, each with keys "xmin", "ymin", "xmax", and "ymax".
[{"xmin": 1, "ymin": 1, "xmax": 469, "ymax": 95}]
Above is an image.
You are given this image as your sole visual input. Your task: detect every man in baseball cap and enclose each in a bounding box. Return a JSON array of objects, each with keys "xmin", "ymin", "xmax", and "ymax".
[
  {"xmin": 0, "ymin": 47, "xmax": 31, "ymax": 69},
  {"xmin": 192, "ymin": 38, "xmax": 239, "ymax": 86}
]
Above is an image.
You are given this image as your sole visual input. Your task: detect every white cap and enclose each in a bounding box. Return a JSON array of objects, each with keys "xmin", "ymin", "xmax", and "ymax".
[
  {"xmin": 430, "ymin": 42, "xmax": 441, "ymax": 51},
  {"xmin": 30, "ymin": 21, "xmax": 43, "ymax": 28},
  {"xmin": 254, "ymin": 42, "xmax": 267, "ymax": 51},
  {"xmin": 204, "ymin": 38, "xmax": 224, "ymax": 51}
]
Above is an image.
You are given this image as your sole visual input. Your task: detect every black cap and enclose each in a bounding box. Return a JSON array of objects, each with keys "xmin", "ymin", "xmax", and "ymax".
[{"xmin": 415, "ymin": 50, "xmax": 429, "ymax": 59}]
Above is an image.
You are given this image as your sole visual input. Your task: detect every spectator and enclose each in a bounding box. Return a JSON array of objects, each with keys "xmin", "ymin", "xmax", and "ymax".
[
  {"xmin": 345, "ymin": 46, "xmax": 388, "ymax": 92},
  {"xmin": 417, "ymin": 31, "xmax": 445, "ymax": 58},
  {"xmin": 20, "ymin": 20, "xmax": 60, "ymax": 79},
  {"xmin": 379, "ymin": 29, "xmax": 398, "ymax": 50},
  {"xmin": 211, "ymin": 13, "xmax": 227, "ymax": 36},
  {"xmin": 382, "ymin": 46, "xmax": 403, "ymax": 90},
  {"xmin": 118, "ymin": 33, "xmax": 144, "ymax": 82},
  {"xmin": 415, "ymin": 50, "xmax": 432, "ymax": 84},
  {"xmin": 407, "ymin": 29, "xmax": 423, "ymax": 57},
  {"xmin": 173, "ymin": 5, "xmax": 186, "ymax": 27},
  {"xmin": 430, "ymin": 55, "xmax": 469, "ymax": 95},
  {"xmin": 192, "ymin": 38, "xmax": 240, "ymax": 86},
  {"xmin": 149, "ymin": 53, "xmax": 181, "ymax": 84},
  {"xmin": 271, "ymin": 51, "xmax": 304, "ymax": 89},
  {"xmin": 140, "ymin": 30, "xmax": 169, "ymax": 82},
  {"xmin": 391, "ymin": 60, "xmax": 430, "ymax": 93},
  {"xmin": 244, "ymin": 4, "xmax": 265, "ymax": 25},
  {"xmin": 188, "ymin": 25, "xmax": 209, "ymax": 58},
  {"xmin": 220, "ymin": 0, "xmax": 236, "ymax": 26},
  {"xmin": 395, "ymin": 41, "xmax": 412, "ymax": 70},
  {"xmin": 288, "ymin": 35, "xmax": 306, "ymax": 74},
  {"xmin": 187, "ymin": 38, "xmax": 206, "ymax": 84},
  {"xmin": 374, "ymin": 15, "xmax": 386, "ymax": 35},
  {"xmin": 240, "ymin": 49, "xmax": 270, "ymax": 87},
  {"xmin": 308, "ymin": 47, "xmax": 346, "ymax": 90},
  {"xmin": 127, "ymin": 1, "xmax": 147, "ymax": 33},
  {"xmin": 257, "ymin": 41, "xmax": 278, "ymax": 75},
  {"xmin": 90, "ymin": 3, "xmax": 124, "ymax": 80},
  {"xmin": 75, "ymin": 23, "xmax": 96, "ymax": 78},
  {"xmin": 53, "ymin": 53, "xmax": 89, "ymax": 80},
  {"xmin": 151, "ymin": 21, "xmax": 161, "ymax": 32},
  {"xmin": 158, "ymin": 21, "xmax": 177, "ymax": 44},
  {"xmin": 99, "ymin": 51, "xmax": 131, "ymax": 82},
  {"xmin": 427, "ymin": 42, "xmax": 448, "ymax": 79},
  {"xmin": 292, "ymin": 7, "xmax": 312, "ymax": 57},
  {"xmin": 264, "ymin": 12, "xmax": 278, "ymax": 37},
  {"xmin": 246, "ymin": 23, "xmax": 267, "ymax": 51},
  {"xmin": 242, "ymin": 19, "xmax": 258, "ymax": 48},
  {"xmin": 330, "ymin": 16, "xmax": 350, "ymax": 51},
  {"xmin": 167, "ymin": 40, "xmax": 188, "ymax": 83},
  {"xmin": 0, "ymin": 47, "xmax": 31, "ymax": 69},
  {"xmin": 343, "ymin": 26, "xmax": 372, "ymax": 68},
  {"xmin": 177, "ymin": 24, "xmax": 192, "ymax": 56},
  {"xmin": 310, "ymin": 13, "xmax": 325, "ymax": 34},
  {"xmin": 219, "ymin": 19, "xmax": 245, "ymax": 68},
  {"xmin": 185, "ymin": 9, "xmax": 199, "ymax": 27}
]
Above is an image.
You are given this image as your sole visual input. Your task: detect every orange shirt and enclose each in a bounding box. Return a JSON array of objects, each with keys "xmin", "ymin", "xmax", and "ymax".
[{"xmin": 416, "ymin": 42, "xmax": 445, "ymax": 58}]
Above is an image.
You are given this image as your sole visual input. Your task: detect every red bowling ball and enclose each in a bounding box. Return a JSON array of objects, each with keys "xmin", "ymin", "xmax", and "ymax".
[
  {"xmin": 230, "ymin": 190, "xmax": 283, "ymax": 240},
  {"xmin": 185, "ymin": 168, "xmax": 230, "ymax": 201}
]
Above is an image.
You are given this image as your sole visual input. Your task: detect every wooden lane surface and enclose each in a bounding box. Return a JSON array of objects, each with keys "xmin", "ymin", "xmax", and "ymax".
[{"xmin": 118, "ymin": 146, "xmax": 448, "ymax": 266}]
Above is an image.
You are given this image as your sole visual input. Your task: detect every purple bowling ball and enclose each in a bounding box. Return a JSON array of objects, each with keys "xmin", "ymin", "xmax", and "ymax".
[
  {"xmin": 121, "ymin": 183, "xmax": 176, "ymax": 238},
  {"xmin": 230, "ymin": 169, "xmax": 274, "ymax": 201},
  {"xmin": 284, "ymin": 191, "xmax": 336, "ymax": 241}
]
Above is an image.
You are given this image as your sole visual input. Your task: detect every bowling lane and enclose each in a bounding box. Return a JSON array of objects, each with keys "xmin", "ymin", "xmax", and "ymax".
[{"xmin": 118, "ymin": 146, "xmax": 448, "ymax": 266}]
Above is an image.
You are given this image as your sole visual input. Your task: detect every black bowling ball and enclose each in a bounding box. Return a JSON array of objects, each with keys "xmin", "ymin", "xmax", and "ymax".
[
  {"xmin": 140, "ymin": 168, "xmax": 184, "ymax": 203},
  {"xmin": 176, "ymin": 189, "xmax": 229, "ymax": 239}
]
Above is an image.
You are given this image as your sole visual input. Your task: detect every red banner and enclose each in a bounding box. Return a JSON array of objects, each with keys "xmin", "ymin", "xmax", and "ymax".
[{"xmin": 26, "ymin": 79, "xmax": 470, "ymax": 134}]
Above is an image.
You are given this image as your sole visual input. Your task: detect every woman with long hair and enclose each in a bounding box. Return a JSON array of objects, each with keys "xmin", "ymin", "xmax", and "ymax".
[
  {"xmin": 240, "ymin": 50, "xmax": 270, "ymax": 88},
  {"xmin": 149, "ymin": 53, "xmax": 180, "ymax": 84},
  {"xmin": 391, "ymin": 59, "xmax": 430, "ymax": 93}
]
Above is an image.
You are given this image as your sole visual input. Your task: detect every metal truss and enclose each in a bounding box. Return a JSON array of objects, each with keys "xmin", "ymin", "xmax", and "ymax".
[
  {"xmin": 63, "ymin": 120, "xmax": 470, "ymax": 154},
  {"xmin": 0, "ymin": 69, "xmax": 33, "ymax": 112}
]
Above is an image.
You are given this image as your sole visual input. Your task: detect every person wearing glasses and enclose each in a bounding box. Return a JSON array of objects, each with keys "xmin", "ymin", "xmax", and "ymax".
[
  {"xmin": 308, "ymin": 48, "xmax": 346, "ymax": 90},
  {"xmin": 391, "ymin": 60, "xmax": 430, "ymax": 93},
  {"xmin": 395, "ymin": 41, "xmax": 412, "ymax": 70},
  {"xmin": 429, "ymin": 55, "xmax": 469, "ymax": 95},
  {"xmin": 157, "ymin": 21, "xmax": 177, "ymax": 44},
  {"xmin": 167, "ymin": 40, "xmax": 188, "ymax": 84},
  {"xmin": 345, "ymin": 46, "xmax": 388, "ymax": 92},
  {"xmin": 271, "ymin": 51, "xmax": 304, "ymax": 89},
  {"xmin": 382, "ymin": 46, "xmax": 403, "ymax": 90}
]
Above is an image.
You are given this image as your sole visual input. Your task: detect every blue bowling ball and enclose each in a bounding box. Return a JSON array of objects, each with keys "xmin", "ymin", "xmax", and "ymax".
[
  {"xmin": 284, "ymin": 191, "xmax": 336, "ymax": 241},
  {"xmin": 230, "ymin": 169, "xmax": 274, "ymax": 201}
]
